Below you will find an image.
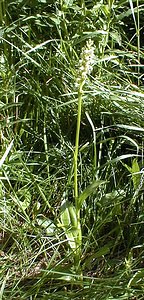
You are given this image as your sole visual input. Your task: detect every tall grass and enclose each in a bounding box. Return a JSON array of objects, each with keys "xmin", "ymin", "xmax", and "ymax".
[{"xmin": 0, "ymin": 0, "xmax": 144, "ymax": 299}]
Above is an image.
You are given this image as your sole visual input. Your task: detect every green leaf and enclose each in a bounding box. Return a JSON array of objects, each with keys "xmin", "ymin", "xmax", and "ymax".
[
  {"xmin": 128, "ymin": 269, "xmax": 144, "ymax": 287},
  {"xmin": 45, "ymin": 265, "xmax": 75, "ymax": 282},
  {"xmin": 0, "ymin": 140, "xmax": 14, "ymax": 168},
  {"xmin": 64, "ymin": 0, "xmax": 74, "ymax": 6},
  {"xmin": 119, "ymin": 135, "xmax": 139, "ymax": 153},
  {"xmin": 60, "ymin": 200, "xmax": 77, "ymax": 229},
  {"xmin": 49, "ymin": 15, "xmax": 61, "ymax": 25},
  {"xmin": 92, "ymin": 244, "xmax": 112, "ymax": 258},
  {"xmin": 37, "ymin": 217, "xmax": 56, "ymax": 236},
  {"xmin": 121, "ymin": 161, "xmax": 132, "ymax": 173},
  {"xmin": 116, "ymin": 124, "xmax": 144, "ymax": 132},
  {"xmin": 60, "ymin": 200, "xmax": 78, "ymax": 251},
  {"xmin": 131, "ymin": 158, "xmax": 141, "ymax": 190},
  {"xmin": 111, "ymin": 154, "xmax": 139, "ymax": 165},
  {"xmin": 78, "ymin": 180, "xmax": 106, "ymax": 210},
  {"xmin": 110, "ymin": 31, "xmax": 122, "ymax": 46},
  {"xmin": 84, "ymin": 242, "xmax": 113, "ymax": 268},
  {"xmin": 122, "ymin": 159, "xmax": 140, "ymax": 191},
  {"xmin": 0, "ymin": 271, "xmax": 9, "ymax": 299}
]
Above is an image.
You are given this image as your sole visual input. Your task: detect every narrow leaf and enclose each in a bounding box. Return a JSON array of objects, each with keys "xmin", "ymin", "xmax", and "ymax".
[
  {"xmin": 132, "ymin": 158, "xmax": 141, "ymax": 190},
  {"xmin": 78, "ymin": 180, "xmax": 106, "ymax": 210},
  {"xmin": 116, "ymin": 124, "xmax": 144, "ymax": 132},
  {"xmin": 0, "ymin": 140, "xmax": 14, "ymax": 168}
]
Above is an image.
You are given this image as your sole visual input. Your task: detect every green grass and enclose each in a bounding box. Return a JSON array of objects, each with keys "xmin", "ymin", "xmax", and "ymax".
[{"xmin": 0, "ymin": 0, "xmax": 144, "ymax": 299}]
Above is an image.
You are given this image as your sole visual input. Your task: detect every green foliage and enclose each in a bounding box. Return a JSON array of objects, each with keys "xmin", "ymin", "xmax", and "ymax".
[
  {"xmin": 0, "ymin": 0, "xmax": 144, "ymax": 299},
  {"xmin": 123, "ymin": 158, "xmax": 141, "ymax": 190},
  {"xmin": 60, "ymin": 200, "xmax": 78, "ymax": 251}
]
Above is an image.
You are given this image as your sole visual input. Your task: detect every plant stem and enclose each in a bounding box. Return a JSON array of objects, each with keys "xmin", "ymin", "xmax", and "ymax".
[
  {"xmin": 74, "ymin": 85, "xmax": 83, "ymax": 207},
  {"xmin": 73, "ymin": 39, "xmax": 94, "ymax": 274},
  {"xmin": 74, "ymin": 81, "xmax": 84, "ymax": 274}
]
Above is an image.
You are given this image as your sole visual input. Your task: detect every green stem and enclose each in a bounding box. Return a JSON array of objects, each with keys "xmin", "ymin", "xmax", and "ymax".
[
  {"xmin": 74, "ymin": 83, "xmax": 84, "ymax": 209},
  {"xmin": 74, "ymin": 81, "xmax": 84, "ymax": 275}
]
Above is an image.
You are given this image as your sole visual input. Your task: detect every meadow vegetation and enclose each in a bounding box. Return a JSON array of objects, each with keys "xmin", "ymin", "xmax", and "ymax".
[{"xmin": 0, "ymin": 0, "xmax": 144, "ymax": 299}]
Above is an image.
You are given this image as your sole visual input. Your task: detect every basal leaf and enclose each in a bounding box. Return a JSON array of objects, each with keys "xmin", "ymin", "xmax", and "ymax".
[{"xmin": 60, "ymin": 200, "xmax": 78, "ymax": 250}]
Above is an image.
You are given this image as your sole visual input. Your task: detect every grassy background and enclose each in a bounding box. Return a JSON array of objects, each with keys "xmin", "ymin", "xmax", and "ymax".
[{"xmin": 0, "ymin": 0, "xmax": 144, "ymax": 299}]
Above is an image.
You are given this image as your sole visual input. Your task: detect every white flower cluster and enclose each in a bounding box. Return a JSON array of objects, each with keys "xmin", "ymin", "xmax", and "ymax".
[{"xmin": 76, "ymin": 39, "xmax": 95, "ymax": 86}]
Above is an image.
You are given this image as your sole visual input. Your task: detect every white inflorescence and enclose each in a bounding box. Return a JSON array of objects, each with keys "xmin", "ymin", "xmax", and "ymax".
[{"xmin": 76, "ymin": 39, "xmax": 95, "ymax": 86}]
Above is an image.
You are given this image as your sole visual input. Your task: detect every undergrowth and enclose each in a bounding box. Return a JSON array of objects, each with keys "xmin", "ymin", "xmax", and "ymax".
[{"xmin": 0, "ymin": 0, "xmax": 144, "ymax": 299}]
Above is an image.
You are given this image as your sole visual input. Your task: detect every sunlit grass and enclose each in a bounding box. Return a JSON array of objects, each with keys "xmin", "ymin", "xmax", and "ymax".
[{"xmin": 0, "ymin": 0, "xmax": 144, "ymax": 299}]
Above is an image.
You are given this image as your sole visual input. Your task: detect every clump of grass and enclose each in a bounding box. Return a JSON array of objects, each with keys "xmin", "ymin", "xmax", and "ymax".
[{"xmin": 0, "ymin": 0, "xmax": 144, "ymax": 299}]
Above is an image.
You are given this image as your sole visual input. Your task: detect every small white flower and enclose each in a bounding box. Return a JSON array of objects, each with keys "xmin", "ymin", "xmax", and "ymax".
[{"xmin": 76, "ymin": 39, "xmax": 95, "ymax": 87}]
